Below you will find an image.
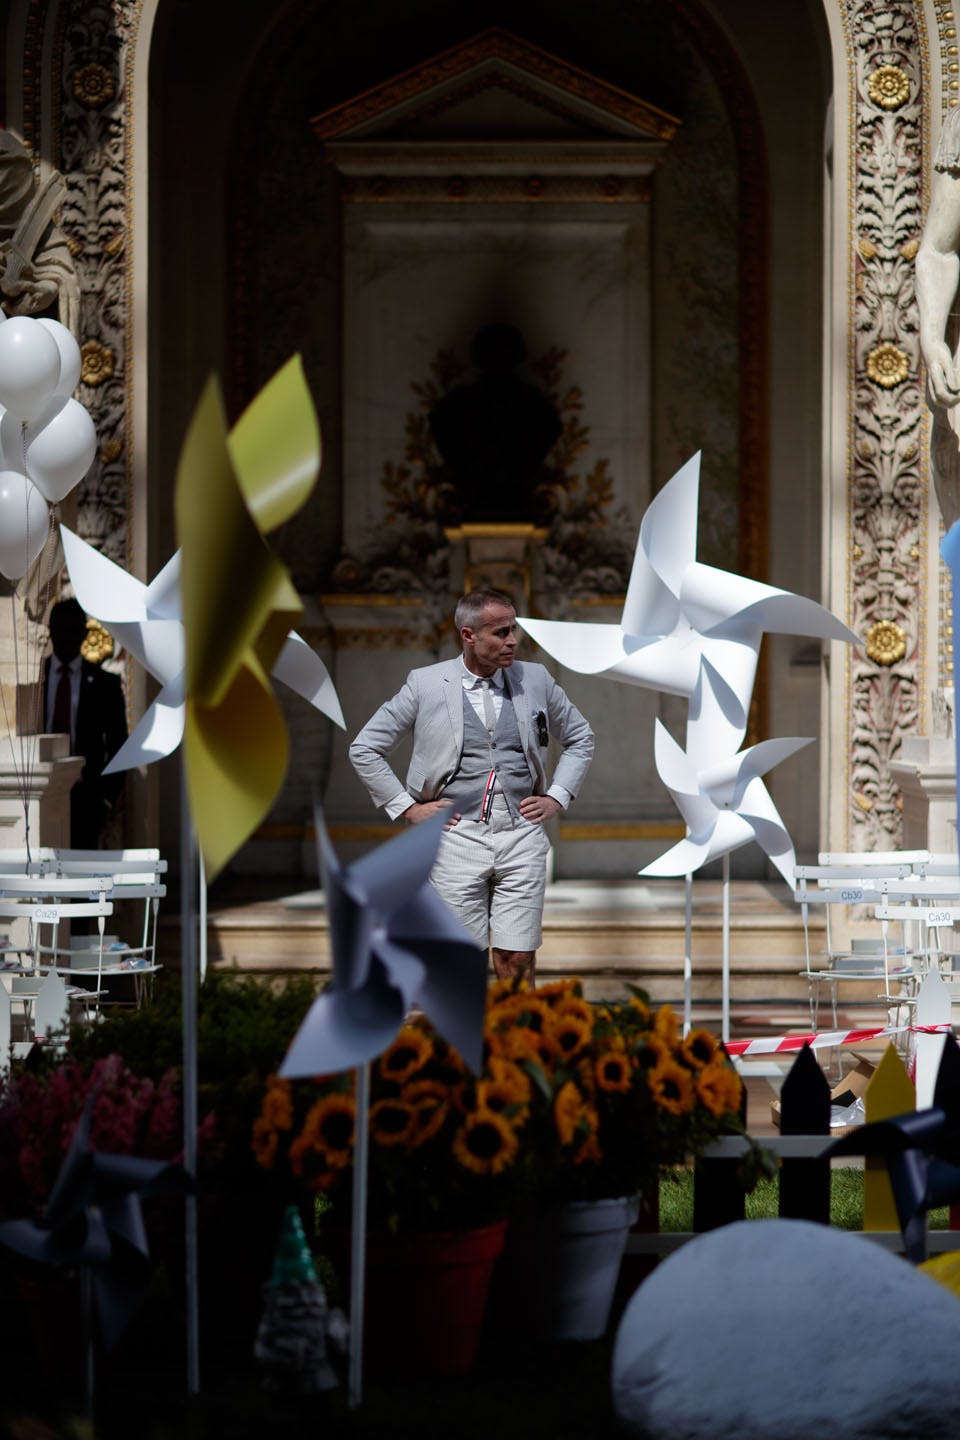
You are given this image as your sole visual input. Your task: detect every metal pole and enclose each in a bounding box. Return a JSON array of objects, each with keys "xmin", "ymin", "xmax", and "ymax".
[
  {"xmin": 180, "ymin": 760, "xmax": 200, "ymax": 1394},
  {"xmin": 348, "ymin": 1061, "xmax": 370, "ymax": 1409},
  {"xmin": 684, "ymin": 872, "xmax": 693, "ymax": 1037},
  {"xmin": 722, "ymin": 853, "xmax": 731, "ymax": 1043}
]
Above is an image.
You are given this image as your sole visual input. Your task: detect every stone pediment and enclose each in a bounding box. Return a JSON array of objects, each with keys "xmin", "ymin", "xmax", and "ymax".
[{"xmin": 310, "ymin": 28, "xmax": 680, "ymax": 148}]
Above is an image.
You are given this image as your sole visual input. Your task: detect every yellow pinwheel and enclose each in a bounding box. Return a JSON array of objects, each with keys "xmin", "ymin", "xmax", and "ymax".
[{"xmin": 175, "ymin": 354, "xmax": 321, "ymax": 880}]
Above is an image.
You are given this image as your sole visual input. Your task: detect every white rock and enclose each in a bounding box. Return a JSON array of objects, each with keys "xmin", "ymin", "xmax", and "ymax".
[{"xmin": 612, "ymin": 1219, "xmax": 960, "ymax": 1440}]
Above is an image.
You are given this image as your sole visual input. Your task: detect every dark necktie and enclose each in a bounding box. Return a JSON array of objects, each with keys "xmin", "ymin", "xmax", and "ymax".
[{"xmin": 51, "ymin": 663, "xmax": 72, "ymax": 737}]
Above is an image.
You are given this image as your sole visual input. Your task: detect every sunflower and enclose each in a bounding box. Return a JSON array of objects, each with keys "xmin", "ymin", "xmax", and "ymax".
[
  {"xmin": 682, "ymin": 1028, "xmax": 719, "ymax": 1070},
  {"xmin": 535, "ymin": 978, "xmax": 581, "ymax": 1002},
  {"xmin": 287, "ymin": 1136, "xmax": 340, "ymax": 1192},
  {"xmin": 634, "ymin": 1035, "xmax": 671, "ymax": 1071},
  {"xmin": 554, "ymin": 1078, "xmax": 600, "ymax": 1146},
  {"xmin": 369, "ymin": 1098, "xmax": 417, "ymax": 1147},
  {"xmin": 452, "ymin": 1108, "xmax": 519, "ymax": 1176},
  {"xmin": 696, "ymin": 1061, "xmax": 743, "ymax": 1119},
  {"xmin": 595, "ymin": 1050, "xmax": 632, "ymax": 1093},
  {"xmin": 477, "ymin": 1077, "xmax": 528, "ymax": 1123},
  {"xmin": 653, "ymin": 1004, "xmax": 680, "ymax": 1048},
  {"xmin": 487, "ymin": 978, "xmax": 520, "ymax": 1005},
  {"xmin": 252, "ymin": 1115, "xmax": 279, "ymax": 1170},
  {"xmin": 648, "ymin": 1058, "xmax": 695, "ymax": 1116},
  {"xmin": 402, "ymin": 1079, "xmax": 451, "ymax": 1145},
  {"xmin": 486, "ymin": 1056, "xmax": 532, "ymax": 1105},
  {"xmin": 489, "ymin": 1026, "xmax": 542, "ymax": 1065},
  {"xmin": 553, "ymin": 996, "xmax": 594, "ymax": 1028},
  {"xmin": 543, "ymin": 1010, "xmax": 593, "ymax": 1063},
  {"xmin": 301, "ymin": 1093, "xmax": 355, "ymax": 1166},
  {"xmin": 259, "ymin": 1078, "xmax": 294, "ymax": 1130},
  {"xmin": 379, "ymin": 1026, "xmax": 433, "ymax": 1084},
  {"xmin": 497, "ymin": 993, "xmax": 552, "ymax": 1034}
]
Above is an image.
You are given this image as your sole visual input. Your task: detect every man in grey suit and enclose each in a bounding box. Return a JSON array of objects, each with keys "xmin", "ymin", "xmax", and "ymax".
[{"xmin": 349, "ymin": 588, "xmax": 594, "ymax": 985}]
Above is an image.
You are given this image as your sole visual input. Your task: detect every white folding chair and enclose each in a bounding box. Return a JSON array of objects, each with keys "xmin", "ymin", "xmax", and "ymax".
[{"xmin": 0, "ymin": 894, "xmax": 114, "ymax": 1032}]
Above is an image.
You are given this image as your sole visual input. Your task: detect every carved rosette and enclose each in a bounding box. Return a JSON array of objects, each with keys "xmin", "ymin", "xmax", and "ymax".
[
  {"xmin": 843, "ymin": 0, "xmax": 927, "ymax": 847},
  {"xmin": 26, "ymin": 1, "xmax": 138, "ymax": 569}
]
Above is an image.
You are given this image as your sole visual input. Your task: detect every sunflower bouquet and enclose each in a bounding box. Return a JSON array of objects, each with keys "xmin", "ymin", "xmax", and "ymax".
[
  {"xmin": 253, "ymin": 977, "xmax": 745, "ymax": 1231},
  {"xmin": 484, "ymin": 978, "xmax": 745, "ymax": 1204},
  {"xmin": 252, "ymin": 1013, "xmax": 540, "ymax": 1233}
]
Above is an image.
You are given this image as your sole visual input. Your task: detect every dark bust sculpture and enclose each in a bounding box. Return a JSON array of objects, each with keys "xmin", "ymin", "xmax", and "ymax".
[{"xmin": 428, "ymin": 323, "xmax": 562, "ymax": 523}]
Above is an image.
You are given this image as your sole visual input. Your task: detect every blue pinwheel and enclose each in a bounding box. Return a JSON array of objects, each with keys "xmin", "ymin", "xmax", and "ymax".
[{"xmin": 281, "ymin": 806, "xmax": 487, "ymax": 1078}]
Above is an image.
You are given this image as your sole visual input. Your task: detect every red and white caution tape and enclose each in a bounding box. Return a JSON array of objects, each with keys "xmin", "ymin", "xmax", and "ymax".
[{"xmin": 726, "ymin": 1022, "xmax": 952, "ymax": 1058}]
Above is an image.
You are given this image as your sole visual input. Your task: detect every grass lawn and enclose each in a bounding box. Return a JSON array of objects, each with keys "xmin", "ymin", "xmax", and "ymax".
[{"xmin": 659, "ymin": 1164, "xmax": 951, "ymax": 1230}]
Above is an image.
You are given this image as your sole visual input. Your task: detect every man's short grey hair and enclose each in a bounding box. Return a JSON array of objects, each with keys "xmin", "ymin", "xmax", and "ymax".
[{"xmin": 455, "ymin": 588, "xmax": 516, "ymax": 633}]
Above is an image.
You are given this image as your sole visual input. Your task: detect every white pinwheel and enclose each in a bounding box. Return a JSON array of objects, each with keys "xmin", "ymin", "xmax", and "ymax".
[
  {"xmin": 641, "ymin": 719, "xmax": 811, "ymax": 887},
  {"xmin": 518, "ymin": 452, "xmax": 858, "ymax": 761},
  {"xmin": 60, "ymin": 525, "xmax": 344, "ymax": 774}
]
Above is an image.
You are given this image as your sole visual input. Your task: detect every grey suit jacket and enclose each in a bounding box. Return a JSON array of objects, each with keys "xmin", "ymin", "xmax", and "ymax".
[{"xmin": 349, "ymin": 657, "xmax": 594, "ymax": 820}]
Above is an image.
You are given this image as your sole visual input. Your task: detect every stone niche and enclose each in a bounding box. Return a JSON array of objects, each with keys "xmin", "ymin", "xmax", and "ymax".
[{"xmin": 314, "ymin": 31, "xmax": 688, "ymax": 878}]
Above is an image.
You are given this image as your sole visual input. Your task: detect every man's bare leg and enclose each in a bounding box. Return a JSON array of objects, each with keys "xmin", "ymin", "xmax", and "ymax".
[{"xmin": 492, "ymin": 948, "xmax": 536, "ymax": 986}]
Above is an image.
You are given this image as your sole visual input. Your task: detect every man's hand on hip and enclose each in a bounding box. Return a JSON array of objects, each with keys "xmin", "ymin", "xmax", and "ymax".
[
  {"xmin": 403, "ymin": 800, "xmax": 461, "ymax": 829},
  {"xmin": 519, "ymin": 794, "xmax": 562, "ymax": 825}
]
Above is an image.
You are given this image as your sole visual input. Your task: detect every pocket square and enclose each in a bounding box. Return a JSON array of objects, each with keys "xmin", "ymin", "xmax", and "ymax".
[{"xmin": 535, "ymin": 710, "xmax": 548, "ymax": 746}]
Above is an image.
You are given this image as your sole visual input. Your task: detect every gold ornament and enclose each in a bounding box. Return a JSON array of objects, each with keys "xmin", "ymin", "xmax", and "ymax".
[
  {"xmin": 866, "ymin": 342, "xmax": 909, "ymax": 387},
  {"xmin": 900, "ymin": 238, "xmax": 920, "ymax": 260},
  {"xmin": 865, "ymin": 619, "xmax": 908, "ymax": 665},
  {"xmin": 72, "ymin": 63, "xmax": 116, "ymax": 109},
  {"xmin": 80, "ymin": 340, "xmax": 115, "ymax": 387},
  {"xmin": 858, "ymin": 236, "xmax": 877, "ymax": 260},
  {"xmin": 80, "ymin": 618, "xmax": 114, "ymax": 665},
  {"xmin": 868, "ymin": 64, "xmax": 911, "ymax": 110}
]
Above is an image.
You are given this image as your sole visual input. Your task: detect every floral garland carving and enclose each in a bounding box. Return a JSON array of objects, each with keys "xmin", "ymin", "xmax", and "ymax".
[
  {"xmin": 329, "ymin": 347, "xmax": 633, "ymax": 643},
  {"xmin": 843, "ymin": 0, "xmax": 927, "ymax": 846},
  {"xmin": 26, "ymin": 1, "xmax": 138, "ymax": 570}
]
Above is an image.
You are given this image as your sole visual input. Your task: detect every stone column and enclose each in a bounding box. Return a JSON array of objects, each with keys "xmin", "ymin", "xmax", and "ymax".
[{"xmin": 0, "ymin": 733, "xmax": 83, "ymax": 948}]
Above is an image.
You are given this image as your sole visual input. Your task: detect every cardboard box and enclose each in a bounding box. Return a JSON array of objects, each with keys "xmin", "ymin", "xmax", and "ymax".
[{"xmin": 770, "ymin": 1056, "xmax": 875, "ymax": 1138}]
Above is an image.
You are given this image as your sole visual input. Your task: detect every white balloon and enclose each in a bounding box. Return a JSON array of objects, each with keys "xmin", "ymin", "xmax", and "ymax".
[
  {"xmin": 0, "ymin": 472, "xmax": 50, "ymax": 579},
  {"xmin": 0, "ymin": 407, "xmax": 26, "ymax": 472},
  {"xmin": 24, "ymin": 396, "xmax": 97, "ymax": 503},
  {"xmin": 37, "ymin": 318, "xmax": 82, "ymax": 397},
  {"xmin": 0, "ymin": 317, "xmax": 61, "ymax": 421}
]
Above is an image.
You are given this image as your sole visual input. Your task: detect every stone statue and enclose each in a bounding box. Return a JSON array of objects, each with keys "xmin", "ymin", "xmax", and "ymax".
[
  {"xmin": 917, "ymin": 106, "xmax": 960, "ymax": 529},
  {"xmin": 428, "ymin": 323, "xmax": 562, "ymax": 523},
  {"xmin": 0, "ymin": 131, "xmax": 79, "ymax": 331}
]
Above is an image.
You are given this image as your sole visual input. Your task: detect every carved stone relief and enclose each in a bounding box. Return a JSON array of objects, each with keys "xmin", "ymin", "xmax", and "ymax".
[
  {"xmin": 24, "ymin": 0, "xmax": 135, "ymax": 569},
  {"xmin": 841, "ymin": 0, "xmax": 928, "ymax": 846}
]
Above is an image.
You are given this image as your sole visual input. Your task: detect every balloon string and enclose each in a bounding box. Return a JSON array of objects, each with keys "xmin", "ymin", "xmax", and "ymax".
[{"xmin": 1, "ymin": 594, "xmax": 29, "ymax": 859}]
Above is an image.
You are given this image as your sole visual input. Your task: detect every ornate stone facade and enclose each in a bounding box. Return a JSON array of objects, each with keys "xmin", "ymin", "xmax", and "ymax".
[
  {"xmin": 9, "ymin": 0, "xmax": 955, "ymax": 866},
  {"xmin": 841, "ymin": 0, "xmax": 928, "ymax": 846},
  {"xmin": 23, "ymin": 0, "xmax": 137, "ymax": 568}
]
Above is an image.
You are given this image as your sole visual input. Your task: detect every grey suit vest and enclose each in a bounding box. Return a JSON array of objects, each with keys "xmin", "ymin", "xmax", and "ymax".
[{"xmin": 440, "ymin": 684, "xmax": 534, "ymax": 817}]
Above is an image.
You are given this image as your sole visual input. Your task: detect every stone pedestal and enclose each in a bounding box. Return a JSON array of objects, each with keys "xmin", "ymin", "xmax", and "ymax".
[
  {"xmin": 444, "ymin": 524, "xmax": 547, "ymax": 614},
  {"xmin": 889, "ymin": 736, "xmax": 958, "ymax": 854},
  {"xmin": 0, "ymin": 732, "xmax": 83, "ymax": 848},
  {"xmin": 0, "ymin": 733, "xmax": 83, "ymax": 947}
]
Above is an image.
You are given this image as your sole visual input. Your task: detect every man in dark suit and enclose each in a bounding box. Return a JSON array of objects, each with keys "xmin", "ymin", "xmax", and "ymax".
[{"xmin": 45, "ymin": 597, "xmax": 128, "ymax": 848}]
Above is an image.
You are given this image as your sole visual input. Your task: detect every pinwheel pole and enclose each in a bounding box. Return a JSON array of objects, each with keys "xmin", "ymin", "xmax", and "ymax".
[
  {"xmin": 683, "ymin": 873, "xmax": 693, "ymax": 1037},
  {"xmin": 80, "ymin": 1264, "xmax": 95, "ymax": 1415},
  {"xmin": 721, "ymin": 854, "xmax": 731, "ymax": 1043},
  {"xmin": 348, "ymin": 1062, "xmax": 371, "ymax": 1408},
  {"xmin": 180, "ymin": 761, "xmax": 201, "ymax": 1395}
]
